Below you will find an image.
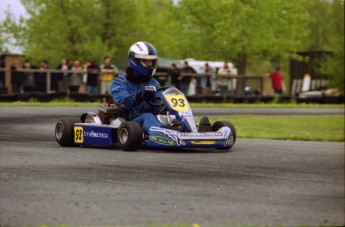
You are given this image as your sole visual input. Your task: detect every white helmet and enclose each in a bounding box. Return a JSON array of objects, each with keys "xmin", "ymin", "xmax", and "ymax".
[{"xmin": 128, "ymin": 41, "xmax": 158, "ymax": 78}]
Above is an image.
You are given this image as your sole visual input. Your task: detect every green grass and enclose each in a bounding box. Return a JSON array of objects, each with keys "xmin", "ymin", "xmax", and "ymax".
[
  {"xmin": 201, "ymin": 115, "xmax": 345, "ymax": 142},
  {"xmin": 190, "ymin": 102, "xmax": 344, "ymax": 108}
]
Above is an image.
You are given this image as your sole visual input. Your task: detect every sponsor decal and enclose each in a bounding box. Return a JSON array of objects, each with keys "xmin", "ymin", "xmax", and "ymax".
[
  {"xmin": 84, "ymin": 130, "xmax": 109, "ymax": 139},
  {"xmin": 74, "ymin": 126, "xmax": 84, "ymax": 143},
  {"xmin": 150, "ymin": 136, "xmax": 175, "ymax": 146},
  {"xmin": 219, "ymin": 127, "xmax": 232, "ymax": 146},
  {"xmin": 150, "ymin": 127, "xmax": 186, "ymax": 146},
  {"xmin": 227, "ymin": 135, "xmax": 234, "ymax": 146},
  {"xmin": 179, "ymin": 132, "xmax": 223, "ymax": 137},
  {"xmin": 180, "ymin": 111, "xmax": 193, "ymax": 117},
  {"xmin": 79, "ymin": 126, "xmax": 113, "ymax": 146},
  {"xmin": 190, "ymin": 140, "xmax": 216, "ymax": 145}
]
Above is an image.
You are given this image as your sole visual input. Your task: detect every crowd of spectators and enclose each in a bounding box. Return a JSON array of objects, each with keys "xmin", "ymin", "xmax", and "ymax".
[
  {"xmin": 7, "ymin": 56, "xmax": 118, "ymax": 95},
  {"xmin": 167, "ymin": 60, "xmax": 236, "ymax": 97},
  {"xmin": 7, "ymin": 58, "xmax": 239, "ymax": 97}
]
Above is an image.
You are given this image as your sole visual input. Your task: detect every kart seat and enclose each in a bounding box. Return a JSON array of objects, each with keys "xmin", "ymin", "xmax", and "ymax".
[{"xmin": 98, "ymin": 105, "xmax": 129, "ymax": 124}]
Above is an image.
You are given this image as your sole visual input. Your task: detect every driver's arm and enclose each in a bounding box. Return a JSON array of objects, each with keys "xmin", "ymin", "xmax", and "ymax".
[{"xmin": 110, "ymin": 75, "xmax": 138, "ymax": 108}]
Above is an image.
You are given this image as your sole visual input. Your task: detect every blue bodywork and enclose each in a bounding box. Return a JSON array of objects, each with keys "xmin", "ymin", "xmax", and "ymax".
[
  {"xmin": 74, "ymin": 125, "xmax": 116, "ymax": 147},
  {"xmin": 73, "ymin": 87, "xmax": 235, "ymax": 150}
]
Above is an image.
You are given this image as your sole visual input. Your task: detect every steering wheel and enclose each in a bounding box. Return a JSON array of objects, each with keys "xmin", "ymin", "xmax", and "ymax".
[
  {"xmin": 147, "ymin": 86, "xmax": 171, "ymax": 107},
  {"xmin": 156, "ymin": 86, "xmax": 171, "ymax": 92}
]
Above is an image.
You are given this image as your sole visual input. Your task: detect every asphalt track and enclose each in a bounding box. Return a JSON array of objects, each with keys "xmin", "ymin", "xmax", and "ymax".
[{"xmin": 0, "ymin": 107, "xmax": 344, "ymax": 226}]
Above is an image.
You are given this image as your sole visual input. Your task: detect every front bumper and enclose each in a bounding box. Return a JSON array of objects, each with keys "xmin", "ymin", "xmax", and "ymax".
[{"xmin": 147, "ymin": 126, "xmax": 235, "ymax": 149}]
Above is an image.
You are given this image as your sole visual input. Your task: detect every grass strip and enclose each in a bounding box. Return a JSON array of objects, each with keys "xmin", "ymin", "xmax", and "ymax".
[{"xmin": 199, "ymin": 115, "xmax": 344, "ymax": 142}]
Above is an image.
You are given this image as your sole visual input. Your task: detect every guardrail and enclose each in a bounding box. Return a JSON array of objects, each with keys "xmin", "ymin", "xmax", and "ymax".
[
  {"xmin": 153, "ymin": 72, "xmax": 264, "ymax": 96},
  {"xmin": 0, "ymin": 68, "xmax": 264, "ymax": 96},
  {"xmin": 0, "ymin": 68, "xmax": 89, "ymax": 93}
]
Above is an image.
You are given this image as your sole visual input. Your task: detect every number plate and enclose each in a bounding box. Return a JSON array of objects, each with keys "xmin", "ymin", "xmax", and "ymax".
[
  {"xmin": 166, "ymin": 93, "xmax": 190, "ymax": 112},
  {"xmin": 74, "ymin": 126, "xmax": 84, "ymax": 143}
]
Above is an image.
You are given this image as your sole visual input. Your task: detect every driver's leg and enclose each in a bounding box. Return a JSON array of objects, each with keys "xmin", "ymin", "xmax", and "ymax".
[{"xmin": 132, "ymin": 113, "xmax": 166, "ymax": 134}]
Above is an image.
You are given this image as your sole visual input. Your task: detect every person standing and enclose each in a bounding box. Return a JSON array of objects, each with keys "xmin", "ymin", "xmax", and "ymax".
[
  {"xmin": 69, "ymin": 60, "xmax": 83, "ymax": 93},
  {"xmin": 34, "ymin": 60, "xmax": 49, "ymax": 92},
  {"xmin": 86, "ymin": 59, "xmax": 100, "ymax": 95},
  {"xmin": 10, "ymin": 59, "xmax": 25, "ymax": 94},
  {"xmin": 99, "ymin": 56, "xmax": 118, "ymax": 95},
  {"xmin": 216, "ymin": 62, "xmax": 232, "ymax": 98},
  {"xmin": 167, "ymin": 63, "xmax": 180, "ymax": 89},
  {"xmin": 55, "ymin": 57, "xmax": 71, "ymax": 92},
  {"xmin": 199, "ymin": 63, "xmax": 215, "ymax": 95},
  {"xmin": 180, "ymin": 61, "xmax": 196, "ymax": 96},
  {"xmin": 22, "ymin": 62, "xmax": 35, "ymax": 93},
  {"xmin": 268, "ymin": 67, "xmax": 285, "ymax": 95}
]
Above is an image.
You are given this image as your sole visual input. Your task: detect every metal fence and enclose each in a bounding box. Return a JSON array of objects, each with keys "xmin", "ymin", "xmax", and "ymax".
[{"xmin": 0, "ymin": 68, "xmax": 264, "ymax": 96}]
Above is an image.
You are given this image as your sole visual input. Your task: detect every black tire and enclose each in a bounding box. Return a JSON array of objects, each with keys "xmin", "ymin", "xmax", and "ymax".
[
  {"xmin": 55, "ymin": 117, "xmax": 81, "ymax": 147},
  {"xmin": 117, "ymin": 121, "xmax": 143, "ymax": 151},
  {"xmin": 211, "ymin": 121, "xmax": 236, "ymax": 150}
]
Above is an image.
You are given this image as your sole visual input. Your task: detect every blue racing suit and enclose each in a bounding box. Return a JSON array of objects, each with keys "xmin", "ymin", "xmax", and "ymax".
[{"xmin": 110, "ymin": 73, "xmax": 166, "ymax": 133}]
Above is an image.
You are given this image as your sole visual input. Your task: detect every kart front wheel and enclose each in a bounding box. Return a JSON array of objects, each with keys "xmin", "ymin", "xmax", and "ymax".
[
  {"xmin": 55, "ymin": 117, "xmax": 81, "ymax": 147},
  {"xmin": 117, "ymin": 122, "xmax": 142, "ymax": 151},
  {"xmin": 211, "ymin": 121, "xmax": 236, "ymax": 149}
]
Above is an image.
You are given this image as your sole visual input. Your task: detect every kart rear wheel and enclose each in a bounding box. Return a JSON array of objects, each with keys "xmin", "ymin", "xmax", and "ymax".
[
  {"xmin": 117, "ymin": 121, "xmax": 142, "ymax": 151},
  {"xmin": 55, "ymin": 117, "xmax": 81, "ymax": 147},
  {"xmin": 211, "ymin": 121, "xmax": 236, "ymax": 150}
]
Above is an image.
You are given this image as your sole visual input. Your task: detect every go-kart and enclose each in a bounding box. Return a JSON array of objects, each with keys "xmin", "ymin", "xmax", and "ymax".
[{"xmin": 55, "ymin": 86, "xmax": 236, "ymax": 151}]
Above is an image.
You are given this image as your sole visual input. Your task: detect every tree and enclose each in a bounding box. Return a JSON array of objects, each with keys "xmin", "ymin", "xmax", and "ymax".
[
  {"xmin": 176, "ymin": 0, "xmax": 310, "ymax": 94},
  {"xmin": 20, "ymin": 0, "xmax": 116, "ymax": 66},
  {"xmin": 1, "ymin": 0, "xmax": 342, "ymax": 93},
  {"xmin": 320, "ymin": 0, "xmax": 344, "ymax": 92},
  {"xmin": 2, "ymin": 0, "xmax": 182, "ymax": 67},
  {"xmin": 1, "ymin": 0, "xmax": 141, "ymax": 66},
  {"xmin": 179, "ymin": 0, "xmax": 310, "ymax": 67},
  {"xmin": 0, "ymin": 21, "xmax": 11, "ymax": 52},
  {"xmin": 0, "ymin": 9, "xmax": 23, "ymax": 53},
  {"xmin": 302, "ymin": 0, "xmax": 333, "ymax": 51},
  {"xmin": 299, "ymin": 0, "xmax": 344, "ymax": 92},
  {"xmin": 132, "ymin": 0, "xmax": 182, "ymax": 58}
]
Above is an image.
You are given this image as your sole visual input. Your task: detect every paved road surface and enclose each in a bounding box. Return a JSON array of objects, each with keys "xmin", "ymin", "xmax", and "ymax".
[{"xmin": 0, "ymin": 107, "xmax": 344, "ymax": 226}]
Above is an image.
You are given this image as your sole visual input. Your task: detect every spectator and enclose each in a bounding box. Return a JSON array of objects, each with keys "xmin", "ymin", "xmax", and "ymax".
[
  {"xmin": 268, "ymin": 67, "xmax": 285, "ymax": 95},
  {"xmin": 82, "ymin": 60, "xmax": 90, "ymax": 85},
  {"xmin": 10, "ymin": 59, "xmax": 25, "ymax": 94},
  {"xmin": 180, "ymin": 61, "xmax": 196, "ymax": 96},
  {"xmin": 199, "ymin": 63, "xmax": 215, "ymax": 95},
  {"xmin": 69, "ymin": 60, "xmax": 83, "ymax": 93},
  {"xmin": 55, "ymin": 57, "xmax": 71, "ymax": 92},
  {"xmin": 167, "ymin": 63, "xmax": 180, "ymax": 89},
  {"xmin": 216, "ymin": 62, "xmax": 232, "ymax": 97},
  {"xmin": 0, "ymin": 54, "xmax": 5, "ymax": 87},
  {"xmin": 35, "ymin": 60, "xmax": 49, "ymax": 92},
  {"xmin": 99, "ymin": 56, "xmax": 118, "ymax": 95},
  {"xmin": 22, "ymin": 62, "xmax": 34, "ymax": 93},
  {"xmin": 86, "ymin": 59, "xmax": 100, "ymax": 95}
]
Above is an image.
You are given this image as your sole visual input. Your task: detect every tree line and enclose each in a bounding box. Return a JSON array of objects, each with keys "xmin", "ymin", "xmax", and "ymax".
[{"xmin": 0, "ymin": 0, "xmax": 344, "ymax": 91}]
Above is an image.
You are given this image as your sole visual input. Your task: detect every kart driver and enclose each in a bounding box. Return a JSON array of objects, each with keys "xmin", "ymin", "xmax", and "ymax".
[{"xmin": 110, "ymin": 41, "xmax": 181, "ymax": 133}]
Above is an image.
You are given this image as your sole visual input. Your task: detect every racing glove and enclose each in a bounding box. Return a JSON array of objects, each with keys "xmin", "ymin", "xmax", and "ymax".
[{"xmin": 136, "ymin": 90, "xmax": 155, "ymax": 103}]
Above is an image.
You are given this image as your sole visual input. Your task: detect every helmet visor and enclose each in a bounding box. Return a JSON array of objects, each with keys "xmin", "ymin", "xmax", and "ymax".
[
  {"xmin": 135, "ymin": 54, "xmax": 157, "ymax": 60},
  {"xmin": 139, "ymin": 59, "xmax": 157, "ymax": 69}
]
